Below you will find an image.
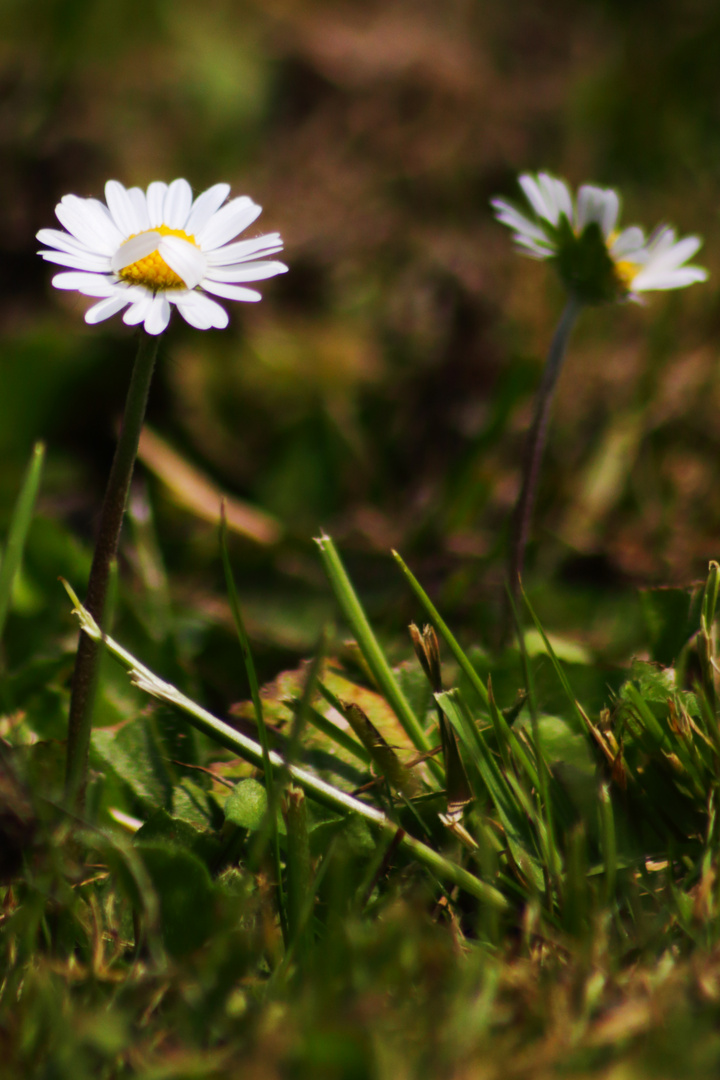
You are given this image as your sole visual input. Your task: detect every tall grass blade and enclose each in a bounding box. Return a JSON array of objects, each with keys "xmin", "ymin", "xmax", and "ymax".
[
  {"xmin": 599, "ymin": 782, "xmax": 617, "ymax": 906},
  {"xmin": 410, "ymin": 622, "xmax": 473, "ymax": 818},
  {"xmin": 315, "ymin": 534, "xmax": 431, "ymax": 754},
  {"xmin": 519, "ymin": 585, "xmax": 585, "ymax": 732},
  {"xmin": 282, "ymin": 786, "xmax": 311, "ymax": 961},
  {"xmin": 287, "ymin": 629, "xmax": 327, "ymax": 767},
  {"xmin": 219, "ymin": 503, "xmax": 286, "ymax": 939},
  {"xmin": 437, "ymin": 688, "xmax": 542, "ymax": 883},
  {"xmin": 0, "ymin": 442, "xmax": 45, "ymax": 645},
  {"xmin": 393, "ymin": 550, "xmax": 490, "ymax": 707}
]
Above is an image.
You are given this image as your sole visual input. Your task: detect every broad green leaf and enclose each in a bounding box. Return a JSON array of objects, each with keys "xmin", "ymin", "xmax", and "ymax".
[
  {"xmin": 136, "ymin": 841, "xmax": 218, "ymax": 957},
  {"xmin": 523, "ymin": 629, "xmax": 591, "ymax": 666},
  {"xmin": 92, "ymin": 719, "xmax": 173, "ymax": 810},
  {"xmin": 136, "ymin": 806, "xmax": 222, "ymax": 866},
  {"xmin": 640, "ymin": 585, "xmax": 700, "ymax": 667},
  {"xmin": 172, "ymin": 777, "xmax": 220, "ymax": 829},
  {"xmin": 224, "ymin": 778, "xmax": 268, "ymax": 831}
]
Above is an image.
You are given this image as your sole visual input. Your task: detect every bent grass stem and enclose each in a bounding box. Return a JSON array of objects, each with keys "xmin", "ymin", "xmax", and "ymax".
[{"xmin": 65, "ymin": 332, "xmax": 160, "ymax": 810}]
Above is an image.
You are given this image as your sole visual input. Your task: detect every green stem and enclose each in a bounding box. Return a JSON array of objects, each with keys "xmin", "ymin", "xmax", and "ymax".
[
  {"xmin": 220, "ymin": 505, "xmax": 288, "ymax": 942},
  {"xmin": 509, "ymin": 296, "xmax": 581, "ymax": 599},
  {"xmin": 65, "ymin": 332, "xmax": 160, "ymax": 809}
]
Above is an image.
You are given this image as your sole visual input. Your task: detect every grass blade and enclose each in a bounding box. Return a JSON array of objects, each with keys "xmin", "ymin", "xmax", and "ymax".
[
  {"xmin": 519, "ymin": 585, "xmax": 585, "ymax": 732},
  {"xmin": 315, "ymin": 534, "xmax": 430, "ymax": 754},
  {"xmin": 0, "ymin": 442, "xmax": 45, "ymax": 645},
  {"xmin": 392, "ymin": 550, "xmax": 490, "ymax": 708},
  {"xmin": 220, "ymin": 503, "xmax": 286, "ymax": 940},
  {"xmin": 437, "ymin": 688, "xmax": 542, "ymax": 881}
]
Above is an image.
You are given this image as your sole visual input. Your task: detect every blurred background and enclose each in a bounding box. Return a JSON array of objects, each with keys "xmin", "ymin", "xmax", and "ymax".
[{"xmin": 2, "ymin": 0, "xmax": 720, "ymax": 700}]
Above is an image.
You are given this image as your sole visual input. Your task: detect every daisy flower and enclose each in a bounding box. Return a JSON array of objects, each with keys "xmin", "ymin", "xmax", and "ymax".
[
  {"xmin": 491, "ymin": 172, "xmax": 707, "ymax": 303},
  {"xmin": 37, "ymin": 179, "xmax": 288, "ymax": 334}
]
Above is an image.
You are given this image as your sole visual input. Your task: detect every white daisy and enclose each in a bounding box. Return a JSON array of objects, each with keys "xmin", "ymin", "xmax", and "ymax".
[
  {"xmin": 37, "ymin": 179, "xmax": 288, "ymax": 335},
  {"xmin": 491, "ymin": 172, "xmax": 707, "ymax": 302}
]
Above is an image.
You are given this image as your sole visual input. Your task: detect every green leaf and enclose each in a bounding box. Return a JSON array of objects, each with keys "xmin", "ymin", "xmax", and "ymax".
[
  {"xmin": 523, "ymin": 629, "xmax": 591, "ymax": 666},
  {"xmin": 640, "ymin": 585, "xmax": 699, "ymax": 666},
  {"xmin": 172, "ymin": 777, "xmax": 220, "ymax": 829},
  {"xmin": 224, "ymin": 778, "xmax": 268, "ymax": 831},
  {"xmin": 136, "ymin": 806, "xmax": 222, "ymax": 866},
  {"xmin": 92, "ymin": 719, "xmax": 172, "ymax": 810},
  {"xmin": 136, "ymin": 841, "xmax": 218, "ymax": 957}
]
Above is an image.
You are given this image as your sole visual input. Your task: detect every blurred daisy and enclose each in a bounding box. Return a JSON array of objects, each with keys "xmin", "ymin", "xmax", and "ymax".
[
  {"xmin": 38, "ymin": 179, "xmax": 288, "ymax": 334},
  {"xmin": 492, "ymin": 173, "xmax": 707, "ymax": 303}
]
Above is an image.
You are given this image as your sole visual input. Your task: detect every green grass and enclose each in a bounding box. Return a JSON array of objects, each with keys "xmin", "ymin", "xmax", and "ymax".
[{"xmin": 4, "ymin": 443, "xmax": 720, "ymax": 1079}]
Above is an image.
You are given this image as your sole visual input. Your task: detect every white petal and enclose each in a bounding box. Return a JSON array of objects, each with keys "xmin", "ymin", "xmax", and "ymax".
[
  {"xmin": 632, "ymin": 266, "xmax": 708, "ymax": 291},
  {"xmin": 491, "ymin": 199, "xmax": 551, "ymax": 245},
  {"xmin": 51, "ymin": 271, "xmax": 118, "ymax": 297},
  {"xmin": 144, "ymin": 294, "xmax": 171, "ymax": 335},
  {"xmin": 123, "ymin": 296, "xmax": 155, "ymax": 325},
  {"xmin": 514, "ymin": 237, "xmax": 554, "ymax": 258},
  {"xmin": 127, "ymin": 186, "xmax": 151, "ymax": 232},
  {"xmin": 111, "ymin": 232, "xmax": 161, "ymax": 273},
  {"xmin": 146, "ymin": 182, "xmax": 169, "ymax": 227},
  {"xmin": 205, "ymin": 259, "xmax": 287, "ymax": 283},
  {"xmin": 185, "ymin": 183, "xmax": 231, "ymax": 236},
  {"xmin": 201, "ymin": 279, "xmax": 262, "ymax": 302},
  {"xmin": 105, "ymin": 180, "xmax": 145, "ymax": 237},
  {"xmin": 157, "ymin": 235, "xmax": 206, "ymax": 289},
  {"xmin": 206, "ymin": 233, "xmax": 284, "ymax": 266},
  {"xmin": 645, "ymin": 226, "xmax": 677, "ymax": 256},
  {"xmin": 576, "ymin": 185, "xmax": 606, "ymax": 230},
  {"xmin": 172, "ymin": 290, "xmax": 229, "ymax": 329},
  {"xmin": 611, "ymin": 227, "xmax": 645, "ymax": 258},
  {"xmin": 163, "ymin": 179, "xmax": 193, "ymax": 229},
  {"xmin": 56, "ymin": 195, "xmax": 123, "ymax": 255},
  {"xmin": 600, "ymin": 189, "xmax": 620, "ymax": 237},
  {"xmin": 649, "ymin": 235, "xmax": 702, "ymax": 270},
  {"xmin": 518, "ymin": 175, "xmax": 553, "ymax": 222},
  {"xmin": 39, "ymin": 249, "xmax": 112, "ymax": 272},
  {"xmin": 37, "ymin": 227, "xmax": 97, "ymax": 256},
  {"xmin": 551, "ymin": 178, "xmax": 574, "ymax": 223},
  {"xmin": 85, "ymin": 294, "xmax": 132, "ymax": 324},
  {"xmin": 537, "ymin": 174, "xmax": 560, "ymax": 225},
  {"xmin": 197, "ymin": 196, "xmax": 262, "ymax": 250}
]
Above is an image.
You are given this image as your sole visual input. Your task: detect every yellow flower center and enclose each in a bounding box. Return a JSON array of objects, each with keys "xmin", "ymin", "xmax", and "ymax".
[
  {"xmin": 614, "ymin": 258, "xmax": 640, "ymax": 290},
  {"xmin": 118, "ymin": 225, "xmax": 197, "ymax": 290},
  {"xmin": 606, "ymin": 232, "xmax": 641, "ymax": 291}
]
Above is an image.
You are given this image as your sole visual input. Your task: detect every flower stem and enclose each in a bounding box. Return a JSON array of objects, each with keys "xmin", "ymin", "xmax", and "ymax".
[
  {"xmin": 509, "ymin": 296, "xmax": 582, "ymax": 601},
  {"xmin": 65, "ymin": 331, "xmax": 160, "ymax": 809}
]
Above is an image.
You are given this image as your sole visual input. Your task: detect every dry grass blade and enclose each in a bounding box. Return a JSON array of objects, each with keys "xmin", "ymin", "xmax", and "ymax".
[{"xmin": 138, "ymin": 426, "xmax": 282, "ymax": 545}]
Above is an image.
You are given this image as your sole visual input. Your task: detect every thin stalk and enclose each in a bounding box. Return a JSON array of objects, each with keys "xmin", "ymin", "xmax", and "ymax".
[
  {"xmin": 509, "ymin": 296, "xmax": 582, "ymax": 599},
  {"xmin": 220, "ymin": 503, "xmax": 287, "ymax": 941},
  {"xmin": 65, "ymin": 332, "xmax": 160, "ymax": 809}
]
